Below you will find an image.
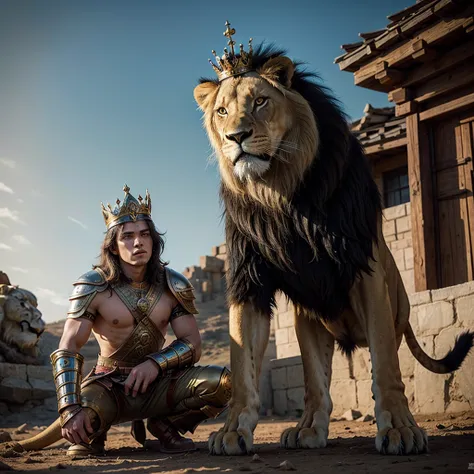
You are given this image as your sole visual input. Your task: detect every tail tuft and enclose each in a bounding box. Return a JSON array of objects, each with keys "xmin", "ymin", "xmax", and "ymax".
[{"xmin": 441, "ymin": 330, "xmax": 474, "ymax": 372}]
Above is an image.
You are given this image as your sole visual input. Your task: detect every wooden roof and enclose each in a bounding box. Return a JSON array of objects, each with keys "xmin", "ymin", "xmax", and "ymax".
[
  {"xmin": 335, "ymin": 0, "xmax": 474, "ymax": 92},
  {"xmin": 352, "ymin": 104, "xmax": 407, "ymax": 155}
]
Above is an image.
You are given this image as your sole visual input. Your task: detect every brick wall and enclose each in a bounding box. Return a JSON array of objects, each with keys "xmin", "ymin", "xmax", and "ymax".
[{"xmin": 270, "ymin": 281, "xmax": 474, "ymax": 416}]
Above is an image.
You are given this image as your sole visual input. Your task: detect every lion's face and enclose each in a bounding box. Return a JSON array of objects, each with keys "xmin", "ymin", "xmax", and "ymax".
[
  {"xmin": 194, "ymin": 56, "xmax": 319, "ymax": 202},
  {"xmin": 1, "ymin": 286, "xmax": 45, "ymax": 351}
]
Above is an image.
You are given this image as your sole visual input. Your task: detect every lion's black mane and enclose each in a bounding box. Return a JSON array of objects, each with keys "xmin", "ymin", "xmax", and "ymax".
[{"xmin": 205, "ymin": 45, "xmax": 382, "ymax": 330}]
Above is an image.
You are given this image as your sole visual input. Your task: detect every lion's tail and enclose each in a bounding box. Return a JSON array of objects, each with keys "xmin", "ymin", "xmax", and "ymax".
[
  {"xmin": 404, "ymin": 323, "xmax": 474, "ymax": 374},
  {"xmin": 0, "ymin": 418, "xmax": 62, "ymax": 455}
]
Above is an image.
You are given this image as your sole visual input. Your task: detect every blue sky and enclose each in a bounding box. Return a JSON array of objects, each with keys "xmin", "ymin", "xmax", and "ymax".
[{"xmin": 0, "ymin": 0, "xmax": 409, "ymax": 322}]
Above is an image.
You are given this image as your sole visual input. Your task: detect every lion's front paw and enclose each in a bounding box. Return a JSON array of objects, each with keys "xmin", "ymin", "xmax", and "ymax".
[
  {"xmin": 375, "ymin": 410, "xmax": 428, "ymax": 455},
  {"xmin": 280, "ymin": 426, "xmax": 328, "ymax": 449},
  {"xmin": 208, "ymin": 428, "xmax": 253, "ymax": 455},
  {"xmin": 208, "ymin": 406, "xmax": 256, "ymax": 456}
]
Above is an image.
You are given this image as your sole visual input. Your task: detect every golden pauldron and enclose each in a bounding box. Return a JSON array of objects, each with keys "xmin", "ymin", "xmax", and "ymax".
[
  {"xmin": 50, "ymin": 349, "xmax": 84, "ymax": 424},
  {"xmin": 146, "ymin": 339, "xmax": 196, "ymax": 374}
]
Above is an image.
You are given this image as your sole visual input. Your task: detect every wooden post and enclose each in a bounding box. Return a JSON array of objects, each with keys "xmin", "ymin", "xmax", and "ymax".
[{"xmin": 406, "ymin": 113, "xmax": 438, "ymax": 291}]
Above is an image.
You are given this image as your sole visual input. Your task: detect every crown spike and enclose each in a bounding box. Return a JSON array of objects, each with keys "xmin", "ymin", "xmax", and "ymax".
[
  {"xmin": 209, "ymin": 21, "xmax": 254, "ymax": 82},
  {"xmin": 102, "ymin": 186, "xmax": 152, "ymax": 230}
]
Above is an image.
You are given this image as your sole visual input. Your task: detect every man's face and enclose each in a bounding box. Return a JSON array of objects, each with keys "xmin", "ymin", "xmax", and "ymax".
[{"xmin": 113, "ymin": 220, "xmax": 153, "ymax": 267}]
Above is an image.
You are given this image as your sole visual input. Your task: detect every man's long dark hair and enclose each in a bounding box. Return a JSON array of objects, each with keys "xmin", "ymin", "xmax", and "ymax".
[{"xmin": 94, "ymin": 219, "xmax": 168, "ymax": 286}]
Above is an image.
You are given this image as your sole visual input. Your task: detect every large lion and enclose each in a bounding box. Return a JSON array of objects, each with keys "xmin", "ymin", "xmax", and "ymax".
[
  {"xmin": 0, "ymin": 284, "xmax": 46, "ymax": 364},
  {"xmin": 193, "ymin": 44, "xmax": 474, "ymax": 456}
]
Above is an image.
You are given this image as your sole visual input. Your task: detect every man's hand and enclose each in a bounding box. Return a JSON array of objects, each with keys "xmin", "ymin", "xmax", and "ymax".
[
  {"xmin": 124, "ymin": 360, "xmax": 160, "ymax": 397},
  {"xmin": 61, "ymin": 406, "xmax": 93, "ymax": 445}
]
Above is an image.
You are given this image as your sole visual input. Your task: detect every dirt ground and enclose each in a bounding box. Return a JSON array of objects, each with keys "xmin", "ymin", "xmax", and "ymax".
[{"xmin": 1, "ymin": 411, "xmax": 473, "ymax": 473}]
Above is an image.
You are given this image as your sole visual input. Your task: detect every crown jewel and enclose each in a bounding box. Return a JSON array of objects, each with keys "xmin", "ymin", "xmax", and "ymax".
[
  {"xmin": 101, "ymin": 184, "xmax": 152, "ymax": 230},
  {"xmin": 209, "ymin": 21, "xmax": 253, "ymax": 82}
]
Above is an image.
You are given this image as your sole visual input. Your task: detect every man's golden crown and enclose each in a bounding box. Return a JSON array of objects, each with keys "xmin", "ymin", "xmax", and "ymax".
[
  {"xmin": 209, "ymin": 21, "xmax": 254, "ymax": 82},
  {"xmin": 101, "ymin": 184, "xmax": 152, "ymax": 230}
]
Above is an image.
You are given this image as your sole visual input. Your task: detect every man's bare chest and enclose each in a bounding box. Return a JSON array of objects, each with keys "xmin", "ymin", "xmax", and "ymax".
[{"xmin": 95, "ymin": 287, "xmax": 172, "ymax": 334}]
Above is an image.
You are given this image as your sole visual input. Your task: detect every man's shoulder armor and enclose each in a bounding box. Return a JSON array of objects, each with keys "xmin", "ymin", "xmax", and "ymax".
[
  {"xmin": 165, "ymin": 267, "xmax": 198, "ymax": 315},
  {"xmin": 67, "ymin": 269, "xmax": 108, "ymax": 318}
]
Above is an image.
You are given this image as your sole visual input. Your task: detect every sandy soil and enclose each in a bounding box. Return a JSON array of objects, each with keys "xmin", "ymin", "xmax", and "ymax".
[{"xmin": 1, "ymin": 411, "xmax": 473, "ymax": 473}]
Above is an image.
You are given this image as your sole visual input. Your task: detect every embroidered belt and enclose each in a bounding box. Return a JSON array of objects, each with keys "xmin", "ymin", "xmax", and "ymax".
[{"xmin": 96, "ymin": 354, "xmax": 137, "ymax": 375}]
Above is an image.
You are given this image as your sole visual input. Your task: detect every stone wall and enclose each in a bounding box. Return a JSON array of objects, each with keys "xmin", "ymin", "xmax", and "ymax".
[
  {"xmin": 183, "ymin": 242, "xmax": 227, "ymax": 303},
  {"xmin": 0, "ymin": 362, "xmax": 56, "ymax": 417},
  {"xmin": 270, "ymin": 280, "xmax": 474, "ymax": 416}
]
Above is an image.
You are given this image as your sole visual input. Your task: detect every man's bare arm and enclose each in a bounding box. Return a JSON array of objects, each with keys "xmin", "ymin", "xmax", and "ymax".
[
  {"xmin": 171, "ymin": 314, "xmax": 202, "ymax": 362},
  {"xmin": 59, "ymin": 317, "xmax": 93, "ymax": 352}
]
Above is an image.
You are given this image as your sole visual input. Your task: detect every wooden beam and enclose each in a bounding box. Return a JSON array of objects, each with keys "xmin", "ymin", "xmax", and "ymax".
[
  {"xmin": 388, "ymin": 87, "xmax": 413, "ymax": 104},
  {"xmin": 396, "ymin": 101, "xmax": 418, "ymax": 117},
  {"xmin": 406, "ymin": 114, "xmax": 437, "ymax": 291},
  {"xmin": 337, "ymin": 42, "xmax": 375, "ymax": 72},
  {"xmin": 401, "ymin": 38, "xmax": 474, "ymax": 88},
  {"xmin": 411, "ymin": 39, "xmax": 437, "ymax": 62},
  {"xmin": 419, "ymin": 91, "xmax": 474, "ymax": 121},
  {"xmin": 354, "ymin": 12, "xmax": 474, "ymax": 88},
  {"xmin": 364, "ymin": 137, "xmax": 407, "ymax": 155},
  {"xmin": 414, "ymin": 60, "xmax": 474, "ymax": 104}
]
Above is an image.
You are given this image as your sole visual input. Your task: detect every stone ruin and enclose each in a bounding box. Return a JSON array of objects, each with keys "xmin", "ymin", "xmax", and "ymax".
[{"xmin": 183, "ymin": 242, "xmax": 228, "ymax": 303}]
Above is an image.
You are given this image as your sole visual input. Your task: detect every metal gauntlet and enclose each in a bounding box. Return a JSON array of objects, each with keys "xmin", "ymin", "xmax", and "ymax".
[
  {"xmin": 50, "ymin": 349, "xmax": 84, "ymax": 425},
  {"xmin": 146, "ymin": 339, "xmax": 196, "ymax": 374}
]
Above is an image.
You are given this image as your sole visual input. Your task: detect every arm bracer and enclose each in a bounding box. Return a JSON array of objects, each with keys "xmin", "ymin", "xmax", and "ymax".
[
  {"xmin": 50, "ymin": 349, "xmax": 84, "ymax": 416},
  {"xmin": 146, "ymin": 339, "xmax": 196, "ymax": 374}
]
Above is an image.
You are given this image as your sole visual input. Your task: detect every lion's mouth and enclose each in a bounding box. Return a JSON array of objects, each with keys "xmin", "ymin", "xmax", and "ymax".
[
  {"xmin": 234, "ymin": 152, "xmax": 272, "ymax": 164},
  {"xmin": 20, "ymin": 320, "xmax": 44, "ymax": 337}
]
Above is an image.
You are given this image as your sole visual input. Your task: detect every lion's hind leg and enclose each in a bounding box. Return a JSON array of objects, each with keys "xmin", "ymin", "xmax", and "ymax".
[
  {"xmin": 349, "ymin": 240, "xmax": 428, "ymax": 455},
  {"xmin": 280, "ymin": 309, "xmax": 334, "ymax": 449}
]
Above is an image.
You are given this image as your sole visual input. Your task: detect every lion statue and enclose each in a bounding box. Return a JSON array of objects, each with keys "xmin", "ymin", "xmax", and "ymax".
[
  {"xmin": 0, "ymin": 284, "xmax": 46, "ymax": 365},
  {"xmin": 193, "ymin": 43, "xmax": 474, "ymax": 456}
]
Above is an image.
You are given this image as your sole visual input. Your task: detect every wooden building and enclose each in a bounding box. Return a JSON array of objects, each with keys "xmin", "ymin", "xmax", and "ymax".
[{"xmin": 336, "ymin": 0, "xmax": 474, "ymax": 292}]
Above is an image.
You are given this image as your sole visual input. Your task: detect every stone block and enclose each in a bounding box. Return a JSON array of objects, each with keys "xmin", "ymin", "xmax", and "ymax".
[
  {"xmin": 43, "ymin": 396, "xmax": 59, "ymax": 412},
  {"xmin": 414, "ymin": 364, "xmax": 447, "ymax": 414},
  {"xmin": 385, "ymin": 234, "xmax": 396, "ymax": 243},
  {"xmin": 30, "ymin": 378, "xmax": 55, "ymax": 400},
  {"xmin": 392, "ymin": 248, "xmax": 406, "ymax": 271},
  {"xmin": 0, "ymin": 363, "xmax": 27, "ymax": 379},
  {"xmin": 287, "ymin": 364, "xmax": 304, "ymax": 388},
  {"xmin": 406, "ymin": 203, "xmax": 411, "ymax": 215},
  {"xmin": 211, "ymin": 245, "xmax": 219, "ymax": 256},
  {"xmin": 382, "ymin": 219, "xmax": 396, "ymax": 237},
  {"xmin": 275, "ymin": 328, "xmax": 289, "ymax": 346},
  {"xmin": 273, "ymin": 389, "xmax": 288, "ymax": 415},
  {"xmin": 391, "ymin": 238, "xmax": 410, "ymax": 251},
  {"xmin": 271, "ymin": 367, "xmax": 288, "ymax": 390},
  {"xmin": 201, "ymin": 280, "xmax": 212, "ymax": 294},
  {"xmin": 399, "ymin": 341, "xmax": 415, "ymax": 378},
  {"xmin": 431, "ymin": 281, "xmax": 474, "ymax": 302},
  {"xmin": 330, "ymin": 380, "xmax": 357, "ymax": 416},
  {"xmin": 218, "ymin": 244, "xmax": 227, "ymax": 255},
  {"xmin": 287, "ymin": 387, "xmax": 305, "ymax": 414},
  {"xmin": 435, "ymin": 327, "xmax": 474, "ymax": 409},
  {"xmin": 400, "ymin": 269, "xmax": 415, "ymax": 295},
  {"xmin": 200, "ymin": 255, "xmax": 225, "ymax": 273},
  {"xmin": 409, "ymin": 306, "xmax": 420, "ymax": 334},
  {"xmin": 332, "ymin": 350, "xmax": 352, "ymax": 380},
  {"xmin": 270, "ymin": 355, "xmax": 302, "ymax": 369},
  {"xmin": 288, "ymin": 326, "xmax": 297, "ymax": 343},
  {"xmin": 417, "ymin": 301, "xmax": 454, "ymax": 336},
  {"xmin": 404, "ymin": 247, "xmax": 414, "ymax": 270},
  {"xmin": 27, "ymin": 365, "xmax": 53, "ymax": 382},
  {"xmin": 455, "ymin": 294, "xmax": 474, "ymax": 327},
  {"xmin": 0, "ymin": 377, "xmax": 32, "ymax": 404},
  {"xmin": 403, "ymin": 376, "xmax": 415, "ymax": 411},
  {"xmin": 409, "ymin": 291, "xmax": 431, "ymax": 307},
  {"xmin": 277, "ymin": 342, "xmax": 301, "ymax": 359},
  {"xmin": 277, "ymin": 310, "xmax": 294, "ymax": 329},
  {"xmin": 351, "ymin": 349, "xmax": 371, "ymax": 381},
  {"xmin": 211, "ymin": 272, "xmax": 224, "ymax": 294},
  {"xmin": 356, "ymin": 380, "xmax": 374, "ymax": 415},
  {"xmin": 396, "ymin": 216, "xmax": 410, "ymax": 234},
  {"xmin": 383, "ymin": 204, "xmax": 406, "ymax": 221}
]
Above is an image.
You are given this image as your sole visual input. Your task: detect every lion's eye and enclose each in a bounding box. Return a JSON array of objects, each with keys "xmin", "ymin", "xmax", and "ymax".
[
  {"xmin": 255, "ymin": 97, "xmax": 268, "ymax": 107},
  {"xmin": 217, "ymin": 107, "xmax": 227, "ymax": 117}
]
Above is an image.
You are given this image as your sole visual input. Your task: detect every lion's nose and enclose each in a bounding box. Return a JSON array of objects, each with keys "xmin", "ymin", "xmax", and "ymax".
[{"xmin": 226, "ymin": 129, "xmax": 253, "ymax": 144}]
